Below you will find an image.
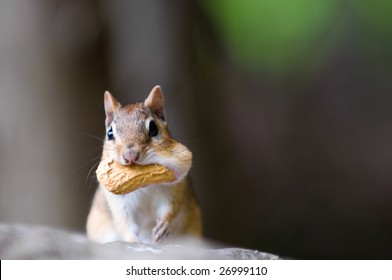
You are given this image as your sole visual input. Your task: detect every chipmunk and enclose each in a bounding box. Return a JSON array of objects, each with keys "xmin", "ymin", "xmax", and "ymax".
[{"xmin": 86, "ymin": 86, "xmax": 202, "ymax": 243}]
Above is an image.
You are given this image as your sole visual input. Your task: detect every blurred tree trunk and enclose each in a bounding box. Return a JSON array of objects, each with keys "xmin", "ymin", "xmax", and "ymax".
[
  {"xmin": 103, "ymin": 0, "xmax": 196, "ymax": 134},
  {"xmin": 0, "ymin": 0, "xmax": 107, "ymax": 229}
]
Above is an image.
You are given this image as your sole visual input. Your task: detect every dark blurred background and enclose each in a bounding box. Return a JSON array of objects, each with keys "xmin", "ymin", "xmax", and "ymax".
[{"xmin": 1, "ymin": 0, "xmax": 392, "ymax": 259}]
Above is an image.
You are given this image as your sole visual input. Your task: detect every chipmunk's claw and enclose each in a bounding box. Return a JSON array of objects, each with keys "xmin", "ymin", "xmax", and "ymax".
[{"xmin": 152, "ymin": 218, "xmax": 170, "ymax": 242}]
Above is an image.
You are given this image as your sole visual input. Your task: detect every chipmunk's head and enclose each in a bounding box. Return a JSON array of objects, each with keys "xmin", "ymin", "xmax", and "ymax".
[{"xmin": 102, "ymin": 86, "xmax": 192, "ymax": 183}]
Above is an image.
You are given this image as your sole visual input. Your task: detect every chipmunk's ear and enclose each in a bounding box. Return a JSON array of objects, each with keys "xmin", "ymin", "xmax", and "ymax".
[
  {"xmin": 144, "ymin": 85, "xmax": 166, "ymax": 122},
  {"xmin": 104, "ymin": 91, "xmax": 121, "ymax": 127}
]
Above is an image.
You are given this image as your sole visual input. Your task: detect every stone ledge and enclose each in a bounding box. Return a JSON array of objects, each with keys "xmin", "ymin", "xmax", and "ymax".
[{"xmin": 0, "ymin": 223, "xmax": 281, "ymax": 260}]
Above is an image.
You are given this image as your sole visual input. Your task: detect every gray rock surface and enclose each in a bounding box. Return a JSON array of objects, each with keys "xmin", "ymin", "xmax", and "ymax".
[{"xmin": 0, "ymin": 223, "xmax": 281, "ymax": 260}]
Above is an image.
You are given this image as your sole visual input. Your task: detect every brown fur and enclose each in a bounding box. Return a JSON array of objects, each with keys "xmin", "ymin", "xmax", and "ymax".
[{"xmin": 86, "ymin": 86, "xmax": 202, "ymax": 243}]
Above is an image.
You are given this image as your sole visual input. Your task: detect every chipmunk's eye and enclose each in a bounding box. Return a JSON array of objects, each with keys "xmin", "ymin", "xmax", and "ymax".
[
  {"xmin": 107, "ymin": 127, "xmax": 114, "ymax": 140},
  {"xmin": 148, "ymin": 120, "xmax": 158, "ymax": 138}
]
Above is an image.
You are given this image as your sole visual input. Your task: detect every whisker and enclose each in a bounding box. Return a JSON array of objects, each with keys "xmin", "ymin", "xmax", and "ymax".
[
  {"xmin": 87, "ymin": 146, "xmax": 102, "ymax": 155},
  {"xmin": 68, "ymin": 154, "xmax": 101, "ymax": 189},
  {"xmin": 80, "ymin": 131, "xmax": 104, "ymax": 143},
  {"xmin": 85, "ymin": 160, "xmax": 101, "ymax": 187},
  {"xmin": 79, "ymin": 155, "xmax": 102, "ymax": 170}
]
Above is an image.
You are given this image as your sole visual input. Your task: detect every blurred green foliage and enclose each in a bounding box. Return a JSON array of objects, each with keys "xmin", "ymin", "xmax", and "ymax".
[
  {"xmin": 201, "ymin": 0, "xmax": 338, "ymax": 72},
  {"xmin": 353, "ymin": 0, "xmax": 392, "ymax": 46},
  {"xmin": 202, "ymin": 0, "xmax": 392, "ymax": 73}
]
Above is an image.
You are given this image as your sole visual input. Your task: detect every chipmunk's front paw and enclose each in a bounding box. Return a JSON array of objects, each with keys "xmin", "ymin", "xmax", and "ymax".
[
  {"xmin": 152, "ymin": 218, "xmax": 170, "ymax": 243},
  {"xmin": 124, "ymin": 233, "xmax": 140, "ymax": 243}
]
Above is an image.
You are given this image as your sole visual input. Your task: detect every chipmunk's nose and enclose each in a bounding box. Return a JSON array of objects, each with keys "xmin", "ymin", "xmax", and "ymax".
[{"xmin": 123, "ymin": 149, "xmax": 139, "ymax": 165}]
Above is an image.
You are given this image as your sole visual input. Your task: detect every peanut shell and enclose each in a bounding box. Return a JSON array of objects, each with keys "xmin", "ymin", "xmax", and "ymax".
[{"xmin": 96, "ymin": 157, "xmax": 175, "ymax": 194}]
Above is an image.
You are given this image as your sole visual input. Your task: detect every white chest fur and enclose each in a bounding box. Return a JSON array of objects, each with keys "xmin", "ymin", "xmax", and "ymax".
[{"xmin": 101, "ymin": 184, "xmax": 173, "ymax": 243}]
